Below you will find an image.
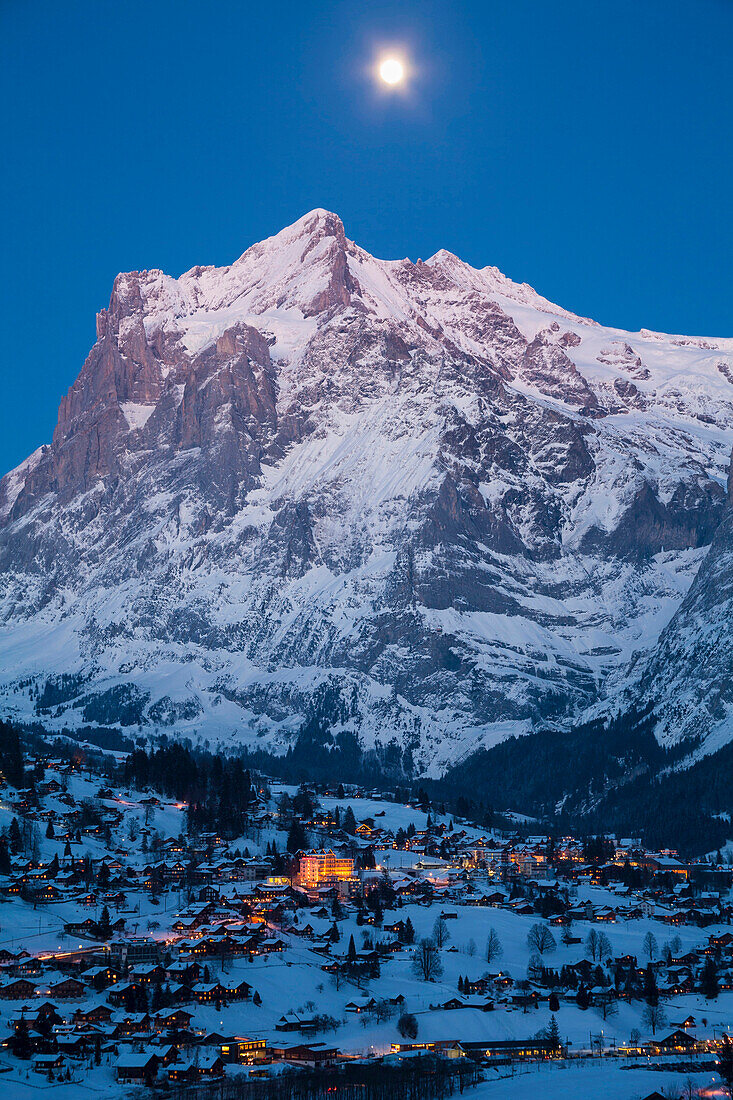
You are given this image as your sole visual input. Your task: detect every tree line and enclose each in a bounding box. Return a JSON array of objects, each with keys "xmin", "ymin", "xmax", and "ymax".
[{"xmin": 168, "ymin": 1054, "xmax": 481, "ymax": 1100}]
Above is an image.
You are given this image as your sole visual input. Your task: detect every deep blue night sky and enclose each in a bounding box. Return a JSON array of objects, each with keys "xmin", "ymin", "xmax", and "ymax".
[{"xmin": 1, "ymin": 0, "xmax": 731, "ymax": 475}]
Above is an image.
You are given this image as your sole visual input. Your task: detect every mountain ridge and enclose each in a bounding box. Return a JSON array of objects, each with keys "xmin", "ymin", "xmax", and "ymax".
[{"xmin": 1, "ymin": 210, "xmax": 732, "ymax": 774}]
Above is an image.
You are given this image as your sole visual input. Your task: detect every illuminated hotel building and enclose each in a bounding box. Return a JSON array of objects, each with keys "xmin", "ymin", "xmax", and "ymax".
[{"xmin": 295, "ymin": 850, "xmax": 356, "ymax": 891}]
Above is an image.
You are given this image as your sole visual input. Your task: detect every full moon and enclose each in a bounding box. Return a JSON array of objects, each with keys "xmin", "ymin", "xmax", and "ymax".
[{"xmin": 379, "ymin": 58, "xmax": 404, "ymax": 85}]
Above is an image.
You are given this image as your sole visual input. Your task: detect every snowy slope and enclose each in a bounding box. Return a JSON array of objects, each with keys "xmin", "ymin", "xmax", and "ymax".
[{"xmin": 0, "ymin": 209, "xmax": 731, "ymax": 772}]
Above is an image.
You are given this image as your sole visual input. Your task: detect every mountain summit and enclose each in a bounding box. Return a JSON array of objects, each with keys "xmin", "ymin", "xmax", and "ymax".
[{"xmin": 1, "ymin": 211, "xmax": 732, "ymax": 773}]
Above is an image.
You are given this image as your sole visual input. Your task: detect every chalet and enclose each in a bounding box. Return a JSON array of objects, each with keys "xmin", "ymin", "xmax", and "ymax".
[
  {"xmin": 47, "ymin": 976, "xmax": 85, "ymax": 999},
  {"xmin": 260, "ymin": 937, "xmax": 285, "ymax": 953},
  {"xmin": 276, "ymin": 1013, "xmax": 317, "ymax": 1032},
  {"xmin": 270, "ymin": 1043, "xmax": 339, "ymax": 1067},
  {"xmin": 650, "ymin": 1030, "xmax": 699, "ymax": 1053},
  {"xmin": 344, "ymin": 997, "xmax": 377, "ymax": 1013},
  {"xmin": 64, "ymin": 915, "xmax": 97, "ymax": 932},
  {"xmin": 165, "ymin": 962, "xmax": 200, "ymax": 985},
  {"xmin": 115, "ymin": 1052, "xmax": 160, "ymax": 1083},
  {"xmin": 430, "ymin": 997, "xmax": 467, "ymax": 1011},
  {"xmin": 0, "ymin": 977, "xmax": 36, "ymax": 999},
  {"xmin": 26, "ymin": 883, "xmax": 62, "ymax": 904},
  {"xmin": 129, "ymin": 963, "xmax": 166, "ymax": 986},
  {"xmin": 8, "ymin": 956, "xmax": 41, "ymax": 977},
  {"xmin": 110, "ymin": 1011, "xmax": 151, "ymax": 1037},
  {"xmin": 74, "ymin": 1004, "xmax": 113, "ymax": 1026},
  {"xmin": 32, "ymin": 1002, "xmax": 62, "ymax": 1026},
  {"xmin": 31, "ymin": 1052, "xmax": 65, "ymax": 1074},
  {"xmin": 221, "ymin": 978, "xmax": 251, "ymax": 1001},
  {"xmin": 55, "ymin": 1031, "xmax": 89, "ymax": 1057},
  {"xmin": 587, "ymin": 986, "xmax": 616, "ymax": 1007},
  {"xmin": 464, "ymin": 978, "xmax": 490, "ymax": 996},
  {"xmin": 167, "ymin": 1064, "xmax": 196, "ymax": 1084},
  {"xmin": 197, "ymin": 1053, "xmax": 225, "ymax": 1077},
  {"xmin": 507, "ymin": 900, "xmax": 534, "ymax": 916},
  {"xmin": 151, "ymin": 1009, "xmax": 193, "ymax": 1031},
  {"xmin": 38, "ymin": 779, "xmax": 63, "ymax": 796},
  {"xmin": 192, "ymin": 982, "xmax": 227, "ymax": 1004},
  {"xmin": 82, "ymin": 965, "xmax": 115, "ymax": 988},
  {"xmin": 154, "ymin": 1044, "xmax": 179, "ymax": 1067},
  {"xmin": 167, "ymin": 1054, "xmax": 225, "ymax": 1082},
  {"xmin": 165, "ymin": 981, "xmax": 192, "ymax": 1005},
  {"xmin": 709, "ymin": 933, "xmax": 733, "ymax": 954},
  {"xmin": 108, "ymin": 982, "xmax": 138, "ymax": 1007}
]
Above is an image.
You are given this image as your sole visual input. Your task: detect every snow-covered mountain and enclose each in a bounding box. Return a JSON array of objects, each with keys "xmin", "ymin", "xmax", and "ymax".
[{"xmin": 1, "ymin": 209, "xmax": 732, "ymax": 774}]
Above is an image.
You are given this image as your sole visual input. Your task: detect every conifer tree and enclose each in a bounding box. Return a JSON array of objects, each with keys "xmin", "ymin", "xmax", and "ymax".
[
  {"xmin": 98, "ymin": 905, "xmax": 112, "ymax": 939},
  {"xmin": 546, "ymin": 1015, "xmax": 561, "ymax": 1049}
]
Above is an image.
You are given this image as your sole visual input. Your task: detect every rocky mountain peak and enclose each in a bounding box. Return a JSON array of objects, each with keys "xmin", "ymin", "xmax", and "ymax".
[{"xmin": 1, "ymin": 213, "xmax": 733, "ymax": 773}]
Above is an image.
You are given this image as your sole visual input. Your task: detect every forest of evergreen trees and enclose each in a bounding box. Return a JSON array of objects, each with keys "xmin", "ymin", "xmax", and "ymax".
[
  {"xmin": 435, "ymin": 707, "xmax": 732, "ymax": 855},
  {"xmin": 0, "ymin": 720, "xmax": 26, "ymax": 788},
  {"xmin": 435, "ymin": 707, "xmax": 667, "ymax": 816},
  {"xmin": 122, "ymin": 744, "xmax": 258, "ymax": 837}
]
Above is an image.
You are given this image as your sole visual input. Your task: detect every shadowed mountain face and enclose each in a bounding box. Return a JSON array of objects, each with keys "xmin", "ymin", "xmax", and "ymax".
[
  {"xmin": 629, "ymin": 473, "xmax": 733, "ymax": 752},
  {"xmin": 1, "ymin": 209, "xmax": 732, "ymax": 773}
]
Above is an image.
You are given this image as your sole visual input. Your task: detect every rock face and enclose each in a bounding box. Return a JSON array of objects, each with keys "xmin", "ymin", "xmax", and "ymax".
[
  {"xmin": 1, "ymin": 209, "xmax": 732, "ymax": 773},
  {"xmin": 623, "ymin": 450, "xmax": 733, "ymax": 752}
]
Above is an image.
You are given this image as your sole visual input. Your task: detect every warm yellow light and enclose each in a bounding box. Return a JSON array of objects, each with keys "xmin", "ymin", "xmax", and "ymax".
[{"xmin": 379, "ymin": 58, "xmax": 404, "ymax": 85}]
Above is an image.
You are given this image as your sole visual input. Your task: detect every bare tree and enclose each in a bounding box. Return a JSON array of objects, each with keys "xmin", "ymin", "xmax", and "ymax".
[
  {"xmin": 311, "ymin": 1014, "xmax": 340, "ymax": 1034},
  {"xmin": 642, "ymin": 1001, "xmax": 667, "ymax": 1036},
  {"xmin": 585, "ymin": 929, "xmax": 600, "ymax": 961},
  {"xmin": 527, "ymin": 923, "xmax": 556, "ymax": 955},
  {"xmin": 486, "ymin": 928, "xmax": 503, "ymax": 964},
  {"xmin": 597, "ymin": 932, "xmax": 612, "ymax": 962},
  {"xmin": 411, "ymin": 937, "xmax": 444, "ymax": 982},
  {"xmin": 370, "ymin": 998, "xmax": 397, "ymax": 1023},
  {"xmin": 681, "ymin": 1075, "xmax": 699, "ymax": 1100},
  {"xmin": 643, "ymin": 931, "xmax": 658, "ymax": 961},
  {"xmin": 432, "ymin": 916, "xmax": 450, "ymax": 948},
  {"xmin": 527, "ymin": 952, "xmax": 543, "ymax": 980}
]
